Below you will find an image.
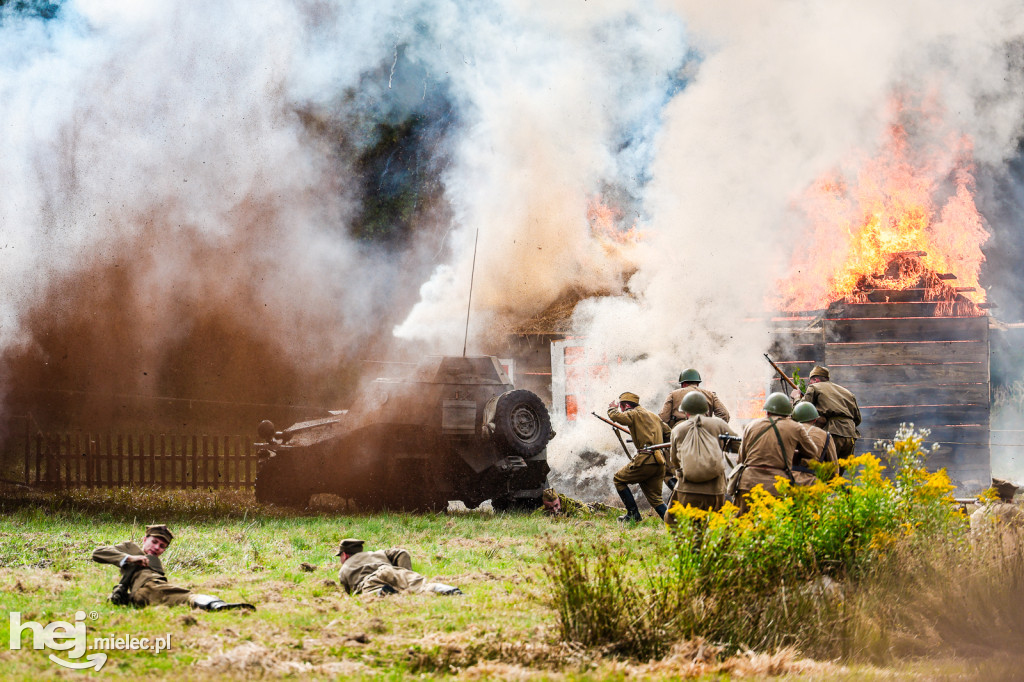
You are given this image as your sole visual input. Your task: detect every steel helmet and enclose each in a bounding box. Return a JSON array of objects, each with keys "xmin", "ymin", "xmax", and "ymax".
[
  {"xmin": 792, "ymin": 402, "xmax": 819, "ymax": 423},
  {"xmin": 680, "ymin": 390, "xmax": 709, "ymax": 415},
  {"xmin": 763, "ymin": 392, "xmax": 794, "ymax": 416},
  {"xmin": 678, "ymin": 368, "xmax": 702, "ymax": 383}
]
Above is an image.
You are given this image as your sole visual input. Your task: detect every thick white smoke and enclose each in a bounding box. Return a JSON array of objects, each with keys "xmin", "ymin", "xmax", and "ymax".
[
  {"xmin": 534, "ymin": 0, "xmax": 1024, "ymax": 497},
  {"xmin": 2, "ymin": 1, "xmax": 1024, "ymax": 492}
]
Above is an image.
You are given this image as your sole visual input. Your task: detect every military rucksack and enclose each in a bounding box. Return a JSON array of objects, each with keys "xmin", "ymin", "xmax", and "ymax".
[{"xmin": 679, "ymin": 416, "xmax": 725, "ymax": 483}]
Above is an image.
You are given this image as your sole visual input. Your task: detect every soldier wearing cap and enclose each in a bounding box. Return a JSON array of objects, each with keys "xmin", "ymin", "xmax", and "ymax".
[
  {"xmin": 337, "ymin": 538, "xmax": 461, "ymax": 596},
  {"xmin": 732, "ymin": 392, "xmax": 820, "ymax": 513},
  {"xmin": 659, "ymin": 368, "xmax": 731, "ymax": 427},
  {"xmin": 793, "ymin": 366, "xmax": 861, "ymax": 460},
  {"xmin": 970, "ymin": 478, "xmax": 1024, "ymax": 536},
  {"xmin": 608, "ymin": 391, "xmax": 672, "ymax": 523},
  {"xmin": 791, "ymin": 402, "xmax": 839, "ymax": 484},
  {"xmin": 92, "ymin": 524, "xmax": 254, "ymax": 610}
]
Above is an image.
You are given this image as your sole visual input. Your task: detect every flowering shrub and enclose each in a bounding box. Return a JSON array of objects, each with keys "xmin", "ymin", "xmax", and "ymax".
[
  {"xmin": 549, "ymin": 427, "xmax": 970, "ymax": 658},
  {"xmin": 667, "ymin": 427, "xmax": 962, "ymax": 591}
]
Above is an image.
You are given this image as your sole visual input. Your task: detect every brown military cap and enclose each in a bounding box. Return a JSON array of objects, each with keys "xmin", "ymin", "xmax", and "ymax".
[
  {"xmin": 335, "ymin": 538, "xmax": 365, "ymax": 556},
  {"xmin": 145, "ymin": 524, "xmax": 174, "ymax": 544},
  {"xmin": 809, "ymin": 366, "xmax": 830, "ymax": 380},
  {"xmin": 992, "ymin": 478, "xmax": 1018, "ymax": 502},
  {"xmin": 542, "ymin": 488, "xmax": 559, "ymax": 503},
  {"xmin": 618, "ymin": 391, "xmax": 640, "ymax": 404}
]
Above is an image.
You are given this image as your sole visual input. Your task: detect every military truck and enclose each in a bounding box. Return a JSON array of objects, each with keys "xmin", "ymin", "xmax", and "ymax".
[{"xmin": 253, "ymin": 355, "xmax": 553, "ymax": 511}]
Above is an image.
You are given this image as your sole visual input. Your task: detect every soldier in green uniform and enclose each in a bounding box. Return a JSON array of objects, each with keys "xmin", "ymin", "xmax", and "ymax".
[
  {"xmin": 92, "ymin": 524, "xmax": 254, "ymax": 610},
  {"xmin": 608, "ymin": 391, "xmax": 672, "ymax": 523},
  {"xmin": 337, "ymin": 538, "xmax": 461, "ymax": 596},
  {"xmin": 793, "ymin": 366, "xmax": 861, "ymax": 460},
  {"xmin": 540, "ymin": 487, "xmax": 618, "ymax": 517},
  {"xmin": 659, "ymin": 368, "xmax": 731, "ymax": 427}
]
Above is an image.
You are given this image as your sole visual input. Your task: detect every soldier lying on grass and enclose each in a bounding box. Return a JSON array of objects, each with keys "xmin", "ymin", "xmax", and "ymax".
[
  {"xmin": 336, "ymin": 538, "xmax": 461, "ymax": 596},
  {"xmin": 540, "ymin": 488, "xmax": 619, "ymax": 517},
  {"xmin": 92, "ymin": 524, "xmax": 255, "ymax": 611}
]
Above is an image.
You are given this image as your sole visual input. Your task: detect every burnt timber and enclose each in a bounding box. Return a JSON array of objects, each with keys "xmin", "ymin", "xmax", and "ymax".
[{"xmin": 771, "ymin": 278, "xmax": 991, "ymax": 492}]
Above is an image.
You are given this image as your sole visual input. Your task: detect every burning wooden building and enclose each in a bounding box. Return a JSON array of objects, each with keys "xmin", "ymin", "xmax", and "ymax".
[{"xmin": 770, "ymin": 252, "xmax": 992, "ymax": 491}]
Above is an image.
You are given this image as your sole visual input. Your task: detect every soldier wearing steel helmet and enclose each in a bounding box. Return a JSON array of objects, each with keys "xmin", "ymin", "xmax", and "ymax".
[
  {"xmin": 791, "ymin": 402, "xmax": 839, "ymax": 484},
  {"xmin": 608, "ymin": 391, "xmax": 672, "ymax": 523},
  {"xmin": 793, "ymin": 366, "xmax": 861, "ymax": 460},
  {"xmin": 660, "ymin": 368, "xmax": 731, "ymax": 427},
  {"xmin": 733, "ymin": 392, "xmax": 820, "ymax": 513},
  {"xmin": 667, "ymin": 390, "xmax": 739, "ymax": 513}
]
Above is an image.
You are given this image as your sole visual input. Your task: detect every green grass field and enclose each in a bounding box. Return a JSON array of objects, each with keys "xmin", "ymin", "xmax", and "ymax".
[{"xmin": 0, "ymin": 488, "xmax": 1014, "ymax": 680}]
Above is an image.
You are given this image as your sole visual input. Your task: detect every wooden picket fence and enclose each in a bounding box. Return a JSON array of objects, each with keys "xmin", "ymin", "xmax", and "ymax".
[{"xmin": 17, "ymin": 423, "xmax": 259, "ymax": 489}]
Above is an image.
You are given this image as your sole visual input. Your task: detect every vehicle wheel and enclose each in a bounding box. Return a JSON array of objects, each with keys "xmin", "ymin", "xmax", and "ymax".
[{"xmin": 491, "ymin": 390, "xmax": 551, "ymax": 457}]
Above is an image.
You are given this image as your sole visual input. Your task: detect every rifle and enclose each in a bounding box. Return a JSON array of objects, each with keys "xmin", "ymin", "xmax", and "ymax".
[
  {"xmin": 591, "ymin": 411, "xmax": 633, "ymax": 460},
  {"xmin": 764, "ymin": 353, "xmax": 802, "ymax": 394},
  {"xmin": 718, "ymin": 434, "xmax": 742, "ymax": 453},
  {"xmin": 637, "ymin": 442, "xmax": 671, "ymax": 455}
]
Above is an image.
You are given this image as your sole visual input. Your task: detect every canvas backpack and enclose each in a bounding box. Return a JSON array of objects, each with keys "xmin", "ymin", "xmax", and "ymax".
[{"xmin": 680, "ymin": 416, "xmax": 726, "ymax": 483}]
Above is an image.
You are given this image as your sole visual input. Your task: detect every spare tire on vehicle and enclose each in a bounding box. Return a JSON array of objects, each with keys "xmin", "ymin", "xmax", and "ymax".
[{"xmin": 491, "ymin": 389, "xmax": 551, "ymax": 457}]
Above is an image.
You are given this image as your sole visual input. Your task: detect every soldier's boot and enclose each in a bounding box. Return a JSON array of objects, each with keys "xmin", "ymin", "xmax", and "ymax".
[
  {"xmin": 616, "ymin": 488, "xmax": 643, "ymax": 523},
  {"xmin": 653, "ymin": 503, "xmax": 668, "ymax": 520},
  {"xmin": 426, "ymin": 582, "xmax": 463, "ymax": 596},
  {"xmin": 190, "ymin": 594, "xmax": 256, "ymax": 612}
]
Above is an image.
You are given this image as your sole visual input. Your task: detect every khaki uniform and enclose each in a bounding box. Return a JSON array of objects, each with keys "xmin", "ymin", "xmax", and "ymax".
[
  {"xmin": 798, "ymin": 381, "xmax": 861, "ymax": 458},
  {"xmin": 660, "ymin": 386, "xmax": 731, "ymax": 426},
  {"xmin": 92, "ymin": 542, "xmax": 193, "ymax": 607},
  {"xmin": 339, "ymin": 549, "xmax": 428, "ymax": 595},
  {"xmin": 735, "ymin": 416, "xmax": 819, "ymax": 503},
  {"xmin": 792, "ymin": 423, "xmax": 839, "ymax": 485},
  {"xmin": 609, "ymin": 404, "xmax": 671, "ymax": 507},
  {"xmin": 970, "ymin": 503, "xmax": 1024, "ymax": 536},
  {"xmin": 668, "ymin": 415, "xmax": 738, "ymax": 511}
]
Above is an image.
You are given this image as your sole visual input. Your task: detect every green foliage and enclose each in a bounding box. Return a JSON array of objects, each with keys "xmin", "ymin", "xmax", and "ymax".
[
  {"xmin": 547, "ymin": 429, "xmax": 970, "ymax": 659},
  {"xmin": 791, "ymin": 368, "xmax": 807, "ymax": 393}
]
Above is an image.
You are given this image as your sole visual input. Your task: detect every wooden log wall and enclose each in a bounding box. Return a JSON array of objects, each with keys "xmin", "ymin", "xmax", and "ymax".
[
  {"xmin": 770, "ymin": 293, "xmax": 991, "ymax": 492},
  {"xmin": 826, "ymin": 303, "xmax": 990, "ymax": 490}
]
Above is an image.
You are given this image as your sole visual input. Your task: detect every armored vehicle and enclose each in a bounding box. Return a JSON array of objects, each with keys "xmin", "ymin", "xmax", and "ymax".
[{"xmin": 254, "ymin": 355, "xmax": 553, "ymax": 511}]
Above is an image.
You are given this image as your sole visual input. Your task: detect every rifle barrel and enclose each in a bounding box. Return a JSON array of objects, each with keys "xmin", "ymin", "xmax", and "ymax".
[
  {"xmin": 591, "ymin": 411, "xmax": 631, "ymax": 435},
  {"xmin": 764, "ymin": 353, "xmax": 801, "ymax": 393}
]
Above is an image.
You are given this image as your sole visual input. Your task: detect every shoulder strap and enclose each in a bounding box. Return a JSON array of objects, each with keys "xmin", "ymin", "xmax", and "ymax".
[{"xmin": 768, "ymin": 418, "xmax": 797, "ymax": 483}]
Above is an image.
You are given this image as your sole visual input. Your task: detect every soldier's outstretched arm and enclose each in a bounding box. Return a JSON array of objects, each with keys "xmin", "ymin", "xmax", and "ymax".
[{"xmin": 92, "ymin": 542, "xmax": 133, "ymax": 566}]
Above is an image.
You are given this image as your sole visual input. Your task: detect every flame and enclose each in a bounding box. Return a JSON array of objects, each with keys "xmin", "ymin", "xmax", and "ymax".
[
  {"xmin": 587, "ymin": 195, "xmax": 643, "ymax": 245},
  {"xmin": 779, "ymin": 100, "xmax": 988, "ymax": 310}
]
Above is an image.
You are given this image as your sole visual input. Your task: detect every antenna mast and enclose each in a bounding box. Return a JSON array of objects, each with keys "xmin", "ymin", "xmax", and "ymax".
[{"xmin": 462, "ymin": 229, "xmax": 480, "ymax": 357}]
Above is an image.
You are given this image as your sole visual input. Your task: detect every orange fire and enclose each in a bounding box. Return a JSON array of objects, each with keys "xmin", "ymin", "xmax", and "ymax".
[
  {"xmin": 780, "ymin": 102, "xmax": 989, "ymax": 310},
  {"xmin": 587, "ymin": 195, "xmax": 643, "ymax": 245}
]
